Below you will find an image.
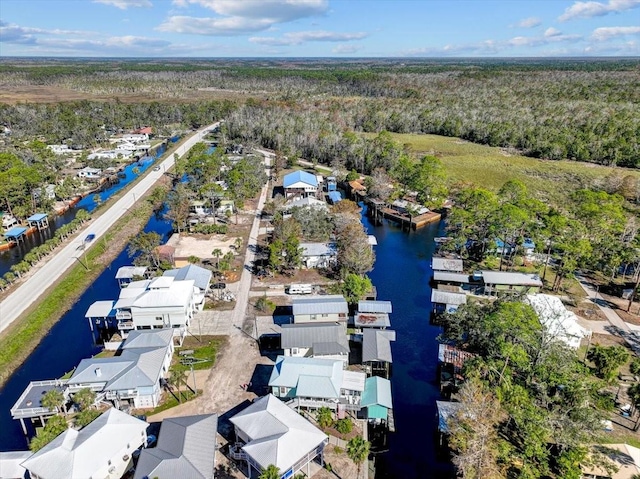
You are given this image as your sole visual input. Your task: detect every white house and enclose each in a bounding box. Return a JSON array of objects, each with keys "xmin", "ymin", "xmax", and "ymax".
[
  {"xmin": 163, "ymin": 264, "xmax": 212, "ymax": 311},
  {"xmin": 116, "ymin": 141, "xmax": 150, "ymax": 152},
  {"xmin": 292, "ymin": 295, "xmax": 348, "ymax": 324},
  {"xmin": 67, "ymin": 329, "xmax": 174, "ymax": 409},
  {"xmin": 299, "ymin": 242, "xmax": 338, "ymax": 269},
  {"xmin": 269, "ymin": 356, "xmax": 365, "ymax": 411},
  {"xmin": 121, "ymin": 133, "xmax": 149, "ymax": 143},
  {"xmin": 87, "ymin": 150, "xmax": 133, "ymax": 161},
  {"xmin": 115, "ymin": 265, "xmax": 148, "ymax": 288},
  {"xmin": 526, "ymin": 294, "xmax": 592, "ymax": 350},
  {"xmin": 21, "ymin": 408, "xmax": 148, "ymax": 479},
  {"xmin": 230, "ymin": 394, "xmax": 328, "ymax": 479},
  {"xmin": 47, "ymin": 144, "xmax": 72, "ymax": 155},
  {"xmin": 113, "ymin": 276, "xmax": 196, "ymax": 342},
  {"xmin": 283, "ymin": 170, "xmax": 318, "ymax": 200},
  {"xmin": 281, "ymin": 322, "xmax": 350, "ymax": 365},
  {"xmin": 77, "ymin": 167, "xmax": 102, "ymax": 179}
]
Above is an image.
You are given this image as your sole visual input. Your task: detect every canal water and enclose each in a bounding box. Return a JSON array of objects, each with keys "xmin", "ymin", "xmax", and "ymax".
[
  {"xmin": 0, "ymin": 209, "xmax": 173, "ymax": 449},
  {"xmin": 0, "ymin": 140, "xmax": 175, "ymax": 278},
  {"xmin": 361, "ymin": 206, "xmax": 455, "ymax": 479}
]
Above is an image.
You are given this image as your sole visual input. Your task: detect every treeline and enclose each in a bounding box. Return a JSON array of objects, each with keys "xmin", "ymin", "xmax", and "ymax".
[
  {"xmin": 0, "ymin": 100, "xmax": 235, "ymax": 145},
  {"xmin": 1, "ymin": 59, "xmax": 638, "ymax": 167}
]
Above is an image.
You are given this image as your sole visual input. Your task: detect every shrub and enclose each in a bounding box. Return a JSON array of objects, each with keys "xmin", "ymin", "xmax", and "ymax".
[
  {"xmin": 335, "ymin": 418, "xmax": 353, "ymax": 434},
  {"xmin": 191, "ymin": 224, "xmax": 228, "ymax": 234}
]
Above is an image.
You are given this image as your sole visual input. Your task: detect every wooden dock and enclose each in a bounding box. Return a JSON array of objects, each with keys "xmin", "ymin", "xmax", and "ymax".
[{"xmin": 380, "ymin": 207, "xmax": 441, "ymax": 229}]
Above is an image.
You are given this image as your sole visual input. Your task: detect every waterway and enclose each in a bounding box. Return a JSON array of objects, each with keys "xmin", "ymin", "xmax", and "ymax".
[
  {"xmin": 0, "ymin": 196, "xmax": 453, "ymax": 477},
  {"xmin": 0, "ymin": 209, "xmax": 173, "ymax": 449},
  {"xmin": 361, "ymin": 206, "xmax": 455, "ymax": 479},
  {"xmin": 0, "ymin": 138, "xmax": 178, "ymax": 278}
]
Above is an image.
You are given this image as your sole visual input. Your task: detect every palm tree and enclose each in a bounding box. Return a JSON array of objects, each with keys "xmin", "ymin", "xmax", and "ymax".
[
  {"xmin": 41, "ymin": 389, "xmax": 66, "ymax": 415},
  {"xmin": 168, "ymin": 367, "xmax": 187, "ymax": 403},
  {"xmin": 316, "ymin": 407, "xmax": 334, "ymax": 429},
  {"xmin": 212, "ymin": 248, "xmax": 223, "ymax": 270},
  {"xmin": 629, "ymin": 383, "xmax": 640, "ymax": 431},
  {"xmin": 259, "ymin": 464, "xmax": 281, "ymax": 479},
  {"xmin": 347, "ymin": 436, "xmax": 370, "ymax": 478},
  {"xmin": 72, "ymin": 388, "xmax": 96, "ymax": 411}
]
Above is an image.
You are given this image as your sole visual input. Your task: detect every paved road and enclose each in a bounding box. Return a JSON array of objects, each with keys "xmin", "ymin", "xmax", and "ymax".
[
  {"xmin": 0, "ymin": 123, "xmax": 220, "ymax": 334},
  {"xmin": 576, "ymin": 274, "xmax": 640, "ymax": 355}
]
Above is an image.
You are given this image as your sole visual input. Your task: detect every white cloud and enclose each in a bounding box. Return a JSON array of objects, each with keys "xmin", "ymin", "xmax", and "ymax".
[
  {"xmin": 0, "ymin": 22, "xmax": 88, "ymax": 45},
  {"xmin": 544, "ymin": 27, "xmax": 562, "ymax": 37},
  {"xmin": 249, "ymin": 30, "xmax": 367, "ymax": 46},
  {"xmin": 160, "ymin": 0, "xmax": 328, "ymax": 36},
  {"xmin": 559, "ymin": 0, "xmax": 640, "ymax": 21},
  {"xmin": 516, "ymin": 17, "xmax": 542, "ymax": 28},
  {"xmin": 332, "ymin": 44, "xmax": 360, "ymax": 54},
  {"xmin": 94, "ymin": 0, "xmax": 152, "ymax": 9},
  {"xmin": 591, "ymin": 25, "xmax": 640, "ymax": 40}
]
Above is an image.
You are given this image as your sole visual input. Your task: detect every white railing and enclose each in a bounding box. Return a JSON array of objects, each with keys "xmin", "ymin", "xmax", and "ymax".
[{"xmin": 116, "ymin": 311, "xmax": 132, "ymax": 320}]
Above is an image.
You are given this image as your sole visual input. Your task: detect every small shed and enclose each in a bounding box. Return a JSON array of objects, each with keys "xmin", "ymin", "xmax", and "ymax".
[
  {"xmin": 431, "ymin": 290, "xmax": 467, "ymax": 314},
  {"xmin": 327, "ymin": 191, "xmax": 342, "ymax": 204}
]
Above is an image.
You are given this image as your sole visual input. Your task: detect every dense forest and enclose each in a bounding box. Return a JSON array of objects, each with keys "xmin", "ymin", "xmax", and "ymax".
[{"xmin": 0, "ymin": 58, "xmax": 638, "ymax": 167}]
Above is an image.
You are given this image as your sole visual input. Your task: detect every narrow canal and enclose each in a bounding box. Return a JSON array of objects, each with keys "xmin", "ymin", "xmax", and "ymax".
[
  {"xmin": 0, "ymin": 139, "xmax": 177, "ymax": 278},
  {"xmin": 361, "ymin": 206, "xmax": 455, "ymax": 479},
  {"xmin": 0, "ymin": 209, "xmax": 173, "ymax": 449}
]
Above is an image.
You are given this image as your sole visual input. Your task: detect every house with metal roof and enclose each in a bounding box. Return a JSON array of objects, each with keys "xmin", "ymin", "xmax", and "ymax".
[
  {"xmin": 433, "ymin": 271, "xmax": 471, "ymax": 286},
  {"xmin": 281, "ymin": 323, "xmax": 350, "ymax": 365},
  {"xmin": 134, "ymin": 414, "xmax": 218, "ymax": 479},
  {"xmin": 115, "ymin": 266, "xmax": 148, "ymax": 288},
  {"xmin": 526, "ymin": 294, "xmax": 591, "ymax": 350},
  {"xmin": 283, "ymin": 170, "xmax": 319, "ymax": 200},
  {"xmin": 431, "ymin": 289, "xmax": 467, "ymax": 314},
  {"xmin": 355, "ymin": 300, "xmax": 392, "ymax": 330},
  {"xmin": 230, "ymin": 394, "xmax": 328, "ymax": 479},
  {"xmin": 163, "ymin": 264, "xmax": 213, "ymax": 310},
  {"xmin": 0, "ymin": 451, "xmax": 31, "ymax": 479},
  {"xmin": 438, "ymin": 344, "xmax": 477, "ymax": 394},
  {"xmin": 327, "ymin": 191, "xmax": 342, "ymax": 204},
  {"xmin": 21, "ymin": 408, "xmax": 147, "ymax": 479},
  {"xmin": 112, "ymin": 276, "xmax": 196, "ymax": 342},
  {"xmin": 362, "ymin": 329, "xmax": 396, "ymax": 378},
  {"xmin": 67, "ymin": 329, "xmax": 174, "ymax": 409},
  {"xmin": 432, "ymin": 257, "xmax": 464, "ymax": 273},
  {"xmin": 299, "ymin": 242, "xmax": 338, "ymax": 269},
  {"xmin": 283, "ymin": 196, "xmax": 328, "ymax": 211},
  {"xmin": 361, "ymin": 376, "xmax": 393, "ymax": 424},
  {"xmin": 269, "ymin": 356, "xmax": 365, "ymax": 411},
  {"xmin": 292, "ymin": 295, "xmax": 348, "ymax": 324},
  {"xmin": 481, "ymin": 270, "xmax": 542, "ymax": 296}
]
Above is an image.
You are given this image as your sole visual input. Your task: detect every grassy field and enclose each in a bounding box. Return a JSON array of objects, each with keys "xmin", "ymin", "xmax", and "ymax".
[{"xmin": 367, "ymin": 132, "xmax": 640, "ymax": 204}]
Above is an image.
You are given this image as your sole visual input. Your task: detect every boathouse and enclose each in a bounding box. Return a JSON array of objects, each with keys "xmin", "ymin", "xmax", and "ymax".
[
  {"xmin": 115, "ymin": 265, "xmax": 148, "ymax": 288},
  {"xmin": 361, "ymin": 376, "xmax": 394, "ymax": 428},
  {"xmin": 432, "ymin": 257, "xmax": 463, "ymax": 273},
  {"xmin": 481, "ymin": 270, "xmax": 542, "ymax": 296},
  {"xmin": 355, "ymin": 300, "xmax": 392, "ymax": 330},
  {"xmin": 27, "ymin": 213, "xmax": 49, "ymax": 231},
  {"xmin": 362, "ymin": 328, "xmax": 396, "ymax": 378},
  {"xmin": 10, "ymin": 380, "xmax": 67, "ymax": 436},
  {"xmin": 84, "ymin": 300, "xmax": 117, "ymax": 346},
  {"xmin": 3, "ymin": 226, "xmax": 28, "ymax": 245},
  {"xmin": 431, "ymin": 289, "xmax": 467, "ymax": 314}
]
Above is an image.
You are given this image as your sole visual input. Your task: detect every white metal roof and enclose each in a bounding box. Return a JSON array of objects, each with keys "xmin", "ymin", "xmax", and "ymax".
[
  {"xmin": 433, "ymin": 271, "xmax": 470, "ymax": 283},
  {"xmin": 526, "ymin": 294, "xmax": 591, "ymax": 348},
  {"xmin": 84, "ymin": 300, "xmax": 115, "ymax": 318},
  {"xmin": 230, "ymin": 395, "xmax": 327, "ymax": 473},
  {"xmin": 0, "ymin": 451, "xmax": 31, "ymax": 479},
  {"xmin": 341, "ymin": 370, "xmax": 366, "ymax": 392},
  {"xmin": 163, "ymin": 264, "xmax": 212, "ymax": 292},
  {"xmin": 482, "ymin": 271, "xmax": 542, "ymax": 287},
  {"xmin": 148, "ymin": 276, "xmax": 175, "ymax": 289},
  {"xmin": 358, "ymin": 300, "xmax": 392, "ymax": 314},
  {"xmin": 21, "ymin": 409, "xmax": 147, "ymax": 479},
  {"xmin": 292, "ymin": 295, "xmax": 348, "ymax": 315},
  {"xmin": 115, "ymin": 266, "xmax": 148, "ymax": 280},
  {"xmin": 431, "ymin": 290, "xmax": 467, "ymax": 306},
  {"xmin": 269, "ymin": 356, "xmax": 343, "ymax": 399},
  {"xmin": 300, "ymin": 242, "xmax": 337, "ymax": 258},
  {"xmin": 432, "ymin": 257, "xmax": 464, "ymax": 272}
]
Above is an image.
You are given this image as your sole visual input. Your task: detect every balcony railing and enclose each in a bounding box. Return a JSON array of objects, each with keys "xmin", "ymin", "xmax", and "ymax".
[{"xmin": 116, "ymin": 310, "xmax": 132, "ymax": 320}]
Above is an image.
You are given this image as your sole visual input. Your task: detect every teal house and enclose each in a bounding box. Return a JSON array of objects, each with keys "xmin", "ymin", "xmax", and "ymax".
[{"xmin": 361, "ymin": 376, "xmax": 393, "ymax": 422}]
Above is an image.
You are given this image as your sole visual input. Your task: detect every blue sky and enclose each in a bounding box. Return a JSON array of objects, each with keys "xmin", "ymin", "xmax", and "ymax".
[{"xmin": 0, "ymin": 0, "xmax": 638, "ymax": 57}]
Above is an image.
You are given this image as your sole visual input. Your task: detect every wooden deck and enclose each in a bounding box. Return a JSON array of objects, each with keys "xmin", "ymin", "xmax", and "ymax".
[{"xmin": 380, "ymin": 207, "xmax": 441, "ymax": 229}]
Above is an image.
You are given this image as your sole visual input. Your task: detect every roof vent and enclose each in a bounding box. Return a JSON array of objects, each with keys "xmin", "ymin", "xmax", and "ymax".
[{"xmin": 95, "ymin": 367, "xmax": 102, "ymax": 377}]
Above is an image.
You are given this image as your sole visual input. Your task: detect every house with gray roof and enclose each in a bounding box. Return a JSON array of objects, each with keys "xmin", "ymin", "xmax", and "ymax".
[
  {"xmin": 230, "ymin": 394, "xmax": 328, "ymax": 479},
  {"xmin": 163, "ymin": 264, "xmax": 213, "ymax": 310},
  {"xmin": 299, "ymin": 242, "xmax": 338, "ymax": 269},
  {"xmin": 292, "ymin": 295, "xmax": 348, "ymax": 324},
  {"xmin": 362, "ymin": 329, "xmax": 396, "ymax": 378},
  {"xmin": 431, "ymin": 289, "xmax": 467, "ymax": 314},
  {"xmin": 269, "ymin": 356, "xmax": 365, "ymax": 411},
  {"xmin": 0, "ymin": 451, "xmax": 31, "ymax": 479},
  {"xmin": 21, "ymin": 408, "xmax": 147, "ymax": 479},
  {"xmin": 134, "ymin": 414, "xmax": 217, "ymax": 479},
  {"xmin": 67, "ymin": 329, "xmax": 173, "ymax": 409},
  {"xmin": 481, "ymin": 270, "xmax": 542, "ymax": 296},
  {"xmin": 432, "ymin": 257, "xmax": 464, "ymax": 273},
  {"xmin": 281, "ymin": 323, "xmax": 350, "ymax": 365}
]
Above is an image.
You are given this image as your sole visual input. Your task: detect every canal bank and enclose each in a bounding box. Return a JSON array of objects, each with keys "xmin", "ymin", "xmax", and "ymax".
[{"xmin": 360, "ymin": 205, "xmax": 455, "ymax": 479}]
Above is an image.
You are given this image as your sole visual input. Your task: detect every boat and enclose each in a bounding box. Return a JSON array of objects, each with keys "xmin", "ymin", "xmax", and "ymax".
[{"xmin": 434, "ymin": 237, "xmax": 451, "ymax": 244}]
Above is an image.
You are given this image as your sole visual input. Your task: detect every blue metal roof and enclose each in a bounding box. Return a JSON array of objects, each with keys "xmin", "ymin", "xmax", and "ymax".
[
  {"xmin": 361, "ymin": 376, "xmax": 393, "ymax": 409},
  {"xmin": 4, "ymin": 227, "xmax": 27, "ymax": 238},
  {"xmin": 27, "ymin": 213, "xmax": 48, "ymax": 222},
  {"xmin": 283, "ymin": 170, "xmax": 318, "ymax": 188},
  {"xmin": 327, "ymin": 191, "xmax": 342, "ymax": 203}
]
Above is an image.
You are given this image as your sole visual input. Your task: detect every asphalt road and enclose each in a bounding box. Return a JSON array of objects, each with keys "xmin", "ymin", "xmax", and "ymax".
[{"xmin": 0, "ymin": 122, "xmax": 219, "ymax": 334}]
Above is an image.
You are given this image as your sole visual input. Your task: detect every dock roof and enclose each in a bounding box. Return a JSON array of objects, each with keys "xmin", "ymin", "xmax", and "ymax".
[
  {"xmin": 115, "ymin": 265, "xmax": 148, "ymax": 280},
  {"xmin": 3, "ymin": 227, "xmax": 27, "ymax": 238},
  {"xmin": 433, "ymin": 271, "xmax": 470, "ymax": 283},
  {"xmin": 85, "ymin": 300, "xmax": 116, "ymax": 319},
  {"xmin": 431, "ymin": 290, "xmax": 467, "ymax": 306},
  {"xmin": 362, "ymin": 329, "xmax": 396, "ymax": 363},
  {"xmin": 432, "ymin": 257, "xmax": 464, "ymax": 272},
  {"xmin": 481, "ymin": 271, "xmax": 542, "ymax": 287},
  {"xmin": 361, "ymin": 376, "xmax": 393, "ymax": 410},
  {"xmin": 327, "ymin": 191, "xmax": 342, "ymax": 203},
  {"xmin": 355, "ymin": 312, "xmax": 391, "ymax": 329},
  {"xmin": 292, "ymin": 295, "xmax": 348, "ymax": 315},
  {"xmin": 358, "ymin": 300, "xmax": 392, "ymax": 314},
  {"xmin": 27, "ymin": 213, "xmax": 48, "ymax": 222}
]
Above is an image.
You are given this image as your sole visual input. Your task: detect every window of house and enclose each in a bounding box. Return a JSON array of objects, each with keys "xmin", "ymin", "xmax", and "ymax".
[
  {"xmin": 153, "ymin": 325, "xmax": 163, "ymax": 329},
  {"xmin": 310, "ymin": 314, "xmax": 317, "ymax": 320},
  {"xmin": 279, "ymin": 386, "xmax": 287, "ymax": 396},
  {"xmin": 139, "ymin": 325, "xmax": 151, "ymax": 330},
  {"xmin": 322, "ymin": 313, "xmax": 328, "ymax": 317},
  {"xmin": 155, "ymin": 316, "xmax": 163, "ymax": 321},
  {"xmin": 291, "ymin": 348, "xmax": 298, "ymax": 355},
  {"xmin": 339, "ymin": 313, "xmax": 346, "ymax": 318}
]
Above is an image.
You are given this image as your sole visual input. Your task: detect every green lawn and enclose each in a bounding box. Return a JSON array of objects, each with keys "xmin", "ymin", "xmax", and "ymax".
[
  {"xmin": 364, "ymin": 132, "xmax": 640, "ymax": 204},
  {"xmin": 177, "ymin": 335, "xmax": 227, "ymax": 371}
]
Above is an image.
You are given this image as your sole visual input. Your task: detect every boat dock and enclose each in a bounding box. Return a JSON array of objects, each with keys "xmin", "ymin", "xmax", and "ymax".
[{"xmin": 379, "ymin": 207, "xmax": 441, "ymax": 229}]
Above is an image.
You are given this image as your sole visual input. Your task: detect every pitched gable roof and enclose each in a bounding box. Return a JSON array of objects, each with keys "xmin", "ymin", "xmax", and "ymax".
[
  {"xmin": 283, "ymin": 170, "xmax": 318, "ymax": 188},
  {"xmin": 163, "ymin": 264, "xmax": 212, "ymax": 292}
]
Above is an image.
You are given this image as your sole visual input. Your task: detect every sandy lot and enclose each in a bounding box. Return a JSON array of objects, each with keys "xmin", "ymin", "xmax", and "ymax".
[{"xmin": 167, "ymin": 233, "xmax": 243, "ymax": 260}]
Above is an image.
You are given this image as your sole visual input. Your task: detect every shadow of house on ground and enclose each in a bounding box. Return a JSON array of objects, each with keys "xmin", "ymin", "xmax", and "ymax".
[{"xmin": 247, "ymin": 363, "xmax": 273, "ymax": 397}]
